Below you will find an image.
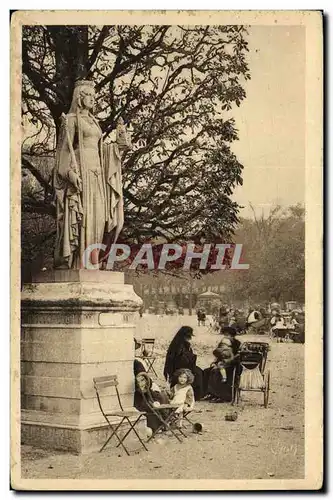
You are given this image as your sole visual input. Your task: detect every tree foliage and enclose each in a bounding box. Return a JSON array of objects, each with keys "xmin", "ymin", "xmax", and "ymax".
[{"xmin": 22, "ymin": 24, "xmax": 250, "ymax": 270}]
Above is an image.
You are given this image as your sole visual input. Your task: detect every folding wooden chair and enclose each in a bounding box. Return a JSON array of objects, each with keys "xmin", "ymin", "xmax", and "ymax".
[
  {"xmin": 138, "ymin": 338, "xmax": 158, "ymax": 377},
  {"xmin": 93, "ymin": 375, "xmax": 148, "ymax": 456}
]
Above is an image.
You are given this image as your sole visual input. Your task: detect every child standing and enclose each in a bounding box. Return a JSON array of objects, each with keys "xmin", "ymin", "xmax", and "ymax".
[{"xmin": 169, "ymin": 368, "xmax": 195, "ymax": 427}]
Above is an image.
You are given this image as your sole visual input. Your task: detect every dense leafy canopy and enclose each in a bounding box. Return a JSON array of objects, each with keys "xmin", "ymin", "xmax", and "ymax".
[{"xmin": 22, "ymin": 25, "xmax": 249, "ymax": 253}]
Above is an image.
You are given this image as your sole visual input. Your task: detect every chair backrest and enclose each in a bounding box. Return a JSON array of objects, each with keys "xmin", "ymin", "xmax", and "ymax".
[
  {"xmin": 93, "ymin": 375, "xmax": 124, "ymax": 413},
  {"xmin": 239, "ymin": 351, "xmax": 263, "ymax": 366},
  {"xmin": 141, "ymin": 338, "xmax": 155, "ymax": 356}
]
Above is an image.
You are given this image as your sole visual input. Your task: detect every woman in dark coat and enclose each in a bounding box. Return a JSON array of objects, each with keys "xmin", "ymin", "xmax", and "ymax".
[
  {"xmin": 205, "ymin": 346, "xmax": 237, "ymax": 402},
  {"xmin": 134, "ymin": 372, "xmax": 169, "ymax": 431},
  {"xmin": 202, "ymin": 327, "xmax": 241, "ymax": 402},
  {"xmin": 163, "ymin": 326, "xmax": 204, "ymax": 400}
]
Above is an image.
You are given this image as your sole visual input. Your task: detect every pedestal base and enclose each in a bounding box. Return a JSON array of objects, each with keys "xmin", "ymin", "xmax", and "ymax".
[
  {"xmin": 21, "ymin": 410, "xmax": 146, "ymax": 455},
  {"xmin": 21, "ymin": 270, "xmax": 143, "ymax": 454}
]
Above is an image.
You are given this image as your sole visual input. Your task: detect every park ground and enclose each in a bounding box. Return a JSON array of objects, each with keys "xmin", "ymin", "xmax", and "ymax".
[{"xmin": 21, "ymin": 314, "xmax": 304, "ymax": 480}]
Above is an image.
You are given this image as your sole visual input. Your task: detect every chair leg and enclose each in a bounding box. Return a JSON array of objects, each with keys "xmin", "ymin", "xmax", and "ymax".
[
  {"xmin": 126, "ymin": 416, "xmax": 149, "ymax": 452},
  {"xmin": 183, "ymin": 414, "xmax": 194, "ymax": 432},
  {"xmin": 146, "ymin": 359, "xmax": 158, "ymax": 377},
  {"xmin": 101, "ymin": 418, "xmax": 130, "ymax": 456},
  {"xmin": 150, "ymin": 362, "xmax": 158, "ymax": 378},
  {"xmin": 146, "ymin": 424, "xmax": 162, "ymax": 443},
  {"xmin": 116, "ymin": 417, "xmax": 136, "ymax": 447},
  {"xmin": 116, "ymin": 415, "xmax": 148, "ymax": 452},
  {"xmin": 176, "ymin": 422, "xmax": 188, "ymax": 438},
  {"xmin": 166, "ymin": 417, "xmax": 186, "ymax": 441},
  {"xmin": 183, "ymin": 412, "xmax": 194, "ymax": 425},
  {"xmin": 147, "ymin": 411, "xmax": 183, "ymax": 443},
  {"xmin": 100, "ymin": 423, "xmax": 119, "ymax": 453}
]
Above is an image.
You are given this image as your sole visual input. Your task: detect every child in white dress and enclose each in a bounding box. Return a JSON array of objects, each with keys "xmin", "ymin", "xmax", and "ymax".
[{"xmin": 169, "ymin": 368, "xmax": 195, "ymax": 428}]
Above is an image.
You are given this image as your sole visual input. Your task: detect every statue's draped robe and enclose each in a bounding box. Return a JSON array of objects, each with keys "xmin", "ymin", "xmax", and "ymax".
[
  {"xmin": 104, "ymin": 141, "xmax": 124, "ymax": 242},
  {"xmin": 53, "ymin": 113, "xmax": 124, "ymax": 268}
]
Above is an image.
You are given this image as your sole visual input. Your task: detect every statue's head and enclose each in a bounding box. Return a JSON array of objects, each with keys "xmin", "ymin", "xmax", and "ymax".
[{"xmin": 69, "ymin": 80, "xmax": 95, "ymax": 113}]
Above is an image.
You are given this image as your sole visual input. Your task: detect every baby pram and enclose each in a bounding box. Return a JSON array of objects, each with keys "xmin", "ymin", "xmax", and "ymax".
[{"xmin": 232, "ymin": 341, "xmax": 271, "ymax": 408}]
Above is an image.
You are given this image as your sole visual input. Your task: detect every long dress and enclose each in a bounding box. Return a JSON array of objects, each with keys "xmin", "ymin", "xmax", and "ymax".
[
  {"xmin": 207, "ymin": 363, "xmax": 236, "ymax": 402},
  {"xmin": 76, "ymin": 116, "xmax": 106, "ymax": 254}
]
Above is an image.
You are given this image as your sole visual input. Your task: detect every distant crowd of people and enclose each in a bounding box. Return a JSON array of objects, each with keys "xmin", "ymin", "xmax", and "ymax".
[{"xmin": 197, "ymin": 305, "xmax": 304, "ymax": 339}]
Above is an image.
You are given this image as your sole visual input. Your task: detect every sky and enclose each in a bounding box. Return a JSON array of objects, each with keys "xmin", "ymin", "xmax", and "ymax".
[{"xmin": 230, "ymin": 25, "xmax": 305, "ymax": 219}]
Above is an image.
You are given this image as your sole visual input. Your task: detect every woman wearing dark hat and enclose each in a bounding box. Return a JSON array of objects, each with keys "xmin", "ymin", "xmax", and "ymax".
[
  {"xmin": 133, "ymin": 338, "xmax": 147, "ymax": 377},
  {"xmin": 163, "ymin": 326, "xmax": 204, "ymax": 400}
]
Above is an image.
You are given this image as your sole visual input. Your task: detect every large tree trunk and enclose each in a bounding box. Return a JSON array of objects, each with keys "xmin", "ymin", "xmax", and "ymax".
[{"xmin": 47, "ymin": 26, "xmax": 89, "ymax": 136}]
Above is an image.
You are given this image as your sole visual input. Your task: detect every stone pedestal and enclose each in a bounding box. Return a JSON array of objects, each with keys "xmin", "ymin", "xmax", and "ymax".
[{"xmin": 21, "ymin": 270, "xmax": 143, "ymax": 454}]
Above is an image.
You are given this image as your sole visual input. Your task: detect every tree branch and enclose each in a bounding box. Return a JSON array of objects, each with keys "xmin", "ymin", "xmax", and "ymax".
[
  {"xmin": 87, "ymin": 26, "xmax": 110, "ymax": 74},
  {"xmin": 22, "ymin": 156, "xmax": 52, "ymax": 193}
]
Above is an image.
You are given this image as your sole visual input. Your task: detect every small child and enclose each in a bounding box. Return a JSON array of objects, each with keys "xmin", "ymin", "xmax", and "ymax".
[
  {"xmin": 213, "ymin": 347, "xmax": 235, "ymax": 382},
  {"xmin": 169, "ymin": 368, "xmax": 195, "ymax": 428}
]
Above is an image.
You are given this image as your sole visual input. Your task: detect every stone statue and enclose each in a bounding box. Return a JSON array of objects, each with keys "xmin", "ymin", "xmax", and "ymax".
[{"xmin": 53, "ymin": 80, "xmax": 130, "ymax": 269}]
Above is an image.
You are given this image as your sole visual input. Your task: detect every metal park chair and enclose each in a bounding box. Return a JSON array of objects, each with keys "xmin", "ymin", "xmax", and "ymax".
[
  {"xmin": 143, "ymin": 399, "xmax": 187, "ymax": 443},
  {"xmin": 183, "ymin": 409, "xmax": 195, "ymax": 429},
  {"xmin": 138, "ymin": 338, "xmax": 158, "ymax": 377},
  {"xmin": 93, "ymin": 375, "xmax": 148, "ymax": 456}
]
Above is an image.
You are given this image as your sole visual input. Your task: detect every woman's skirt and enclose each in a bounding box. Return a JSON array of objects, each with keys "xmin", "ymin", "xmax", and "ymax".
[{"xmin": 207, "ymin": 365, "xmax": 234, "ymax": 402}]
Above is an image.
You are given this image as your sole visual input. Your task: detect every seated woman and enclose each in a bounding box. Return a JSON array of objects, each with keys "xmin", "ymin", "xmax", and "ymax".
[
  {"xmin": 203, "ymin": 328, "xmax": 241, "ymax": 402},
  {"xmin": 133, "ymin": 338, "xmax": 149, "ymax": 377},
  {"xmin": 169, "ymin": 368, "xmax": 195, "ymax": 428},
  {"xmin": 205, "ymin": 346, "xmax": 237, "ymax": 402},
  {"xmin": 134, "ymin": 358, "xmax": 147, "ymax": 377},
  {"xmin": 163, "ymin": 326, "xmax": 204, "ymax": 400},
  {"xmin": 134, "ymin": 372, "xmax": 169, "ymax": 432}
]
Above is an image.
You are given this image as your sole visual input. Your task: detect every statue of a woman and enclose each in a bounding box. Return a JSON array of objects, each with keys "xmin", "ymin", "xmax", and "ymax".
[{"xmin": 53, "ymin": 80, "xmax": 130, "ymax": 269}]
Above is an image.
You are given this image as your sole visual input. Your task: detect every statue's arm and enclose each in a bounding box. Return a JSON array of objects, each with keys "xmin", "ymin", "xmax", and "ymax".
[
  {"xmin": 57, "ymin": 115, "xmax": 81, "ymax": 192},
  {"xmin": 116, "ymin": 118, "xmax": 131, "ymax": 153},
  {"xmin": 57, "ymin": 115, "xmax": 75, "ymax": 178}
]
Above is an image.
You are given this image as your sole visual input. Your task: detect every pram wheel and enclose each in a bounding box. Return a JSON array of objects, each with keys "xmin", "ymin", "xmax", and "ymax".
[
  {"xmin": 231, "ymin": 366, "xmax": 240, "ymax": 405},
  {"xmin": 264, "ymin": 369, "xmax": 270, "ymax": 408}
]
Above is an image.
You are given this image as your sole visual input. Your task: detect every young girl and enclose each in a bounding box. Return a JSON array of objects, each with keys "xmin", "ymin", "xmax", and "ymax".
[
  {"xmin": 169, "ymin": 368, "xmax": 195, "ymax": 427},
  {"xmin": 163, "ymin": 326, "xmax": 204, "ymax": 401}
]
